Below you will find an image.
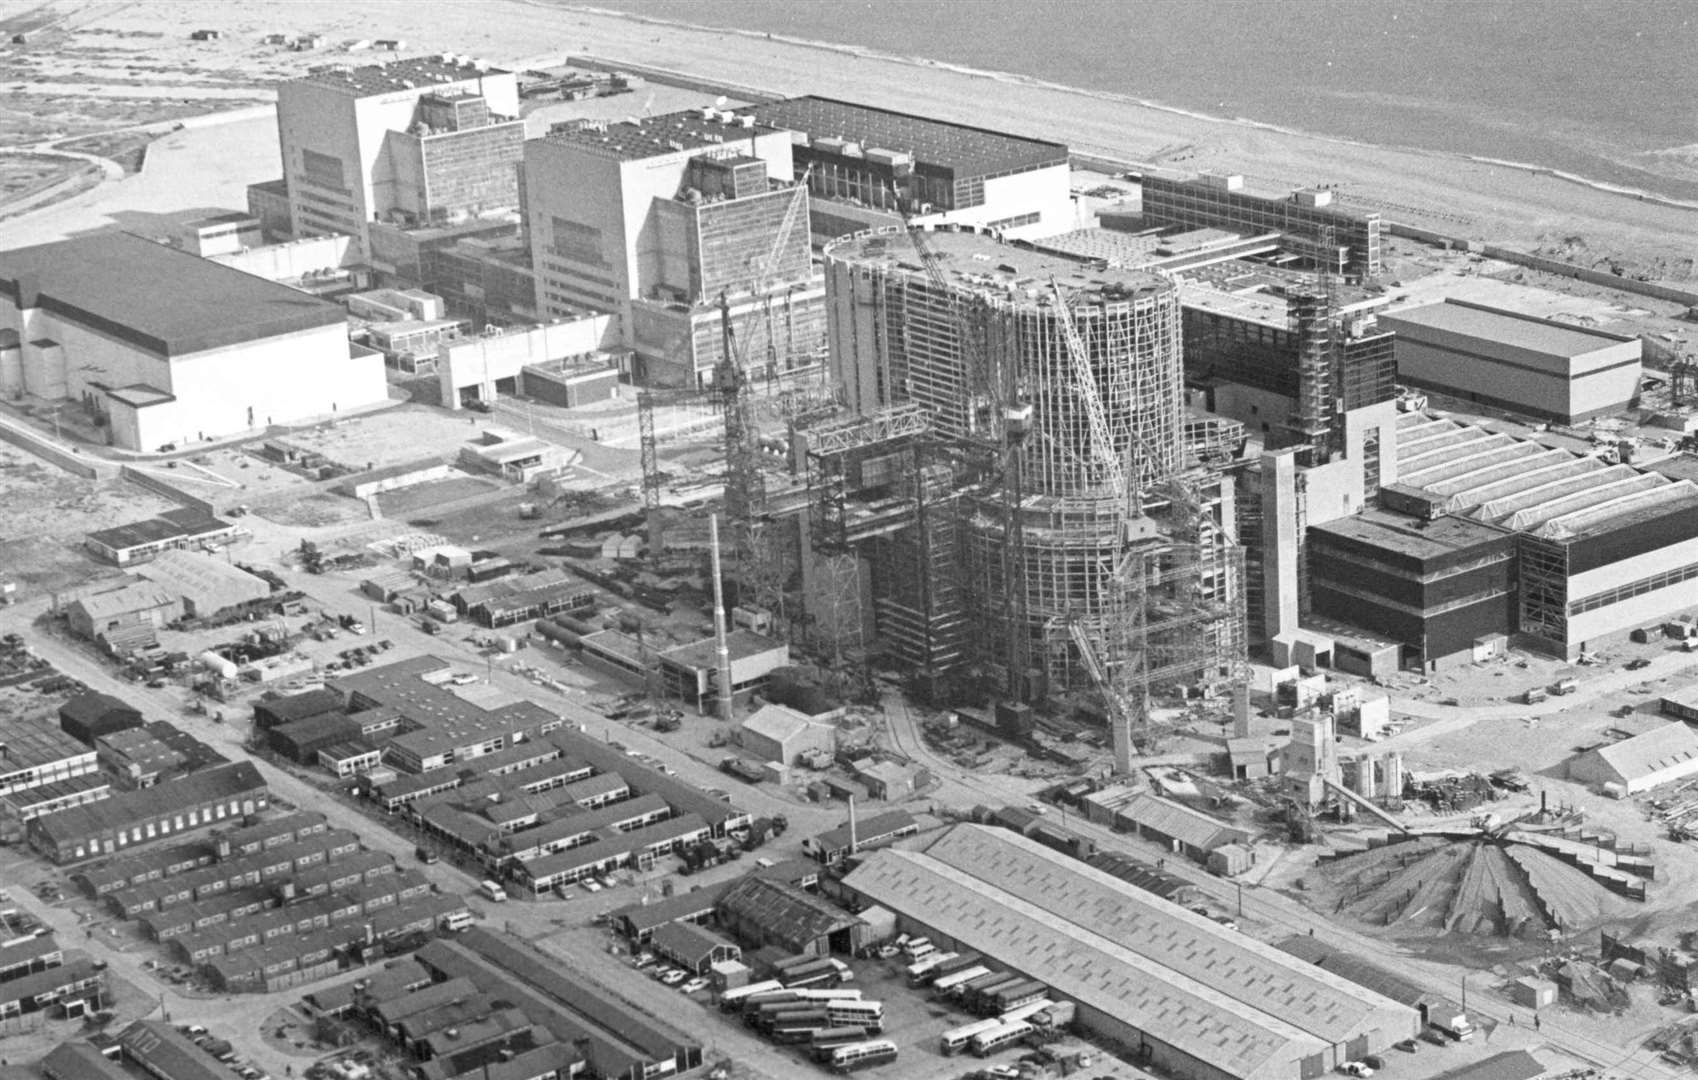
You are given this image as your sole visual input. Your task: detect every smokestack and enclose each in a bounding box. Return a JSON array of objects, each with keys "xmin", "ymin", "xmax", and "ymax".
[
  {"xmin": 709, "ymin": 514, "xmax": 734, "ymax": 722},
  {"xmin": 847, "ymin": 795, "xmax": 858, "ymax": 856}
]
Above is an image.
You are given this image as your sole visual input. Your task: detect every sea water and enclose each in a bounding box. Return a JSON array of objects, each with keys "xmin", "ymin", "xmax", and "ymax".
[{"xmin": 585, "ymin": 0, "xmax": 1698, "ymax": 203}]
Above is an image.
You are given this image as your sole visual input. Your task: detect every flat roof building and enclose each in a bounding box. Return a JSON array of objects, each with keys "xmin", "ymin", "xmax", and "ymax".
[
  {"xmin": 275, "ymin": 57, "xmax": 523, "ymax": 257},
  {"xmin": 751, "ymin": 95, "xmax": 1071, "ymax": 241},
  {"xmin": 1307, "ymin": 509, "xmax": 1517, "ymax": 672},
  {"xmin": 0, "ymin": 232, "xmax": 385, "ymax": 451},
  {"xmin": 1391, "ymin": 413, "xmax": 1698, "ymax": 658},
  {"xmin": 1380, "ymin": 299, "xmax": 1642, "ymax": 424},
  {"xmin": 85, "ymin": 508, "xmax": 240, "ymax": 566},
  {"xmin": 0, "ymin": 718, "xmax": 99, "ymax": 797},
  {"xmin": 524, "ymin": 108, "xmax": 823, "ymax": 389},
  {"xmin": 843, "ymin": 825, "xmax": 1417, "ymax": 1080},
  {"xmin": 1140, "ymin": 171, "xmax": 1382, "ymax": 279}
]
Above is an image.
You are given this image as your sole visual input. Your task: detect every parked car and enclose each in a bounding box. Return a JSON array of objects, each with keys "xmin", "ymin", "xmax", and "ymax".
[
  {"xmin": 659, "ymin": 969, "xmax": 687, "ymax": 986},
  {"xmin": 1339, "ymin": 1063, "xmax": 1374, "ymax": 1078},
  {"xmin": 1361, "ymin": 1055, "xmax": 1385, "ymax": 1070},
  {"xmin": 1393, "ymin": 1040, "xmax": 1418, "ymax": 1054},
  {"xmin": 1627, "ymin": 657, "xmax": 1652, "ymax": 670},
  {"xmin": 1419, "ymin": 1029, "xmax": 1449, "ymax": 1047},
  {"xmin": 680, "ymin": 976, "xmax": 710, "ymax": 994}
]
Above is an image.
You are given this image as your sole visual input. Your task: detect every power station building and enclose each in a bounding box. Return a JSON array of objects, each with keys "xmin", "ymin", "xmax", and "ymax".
[
  {"xmin": 524, "ymin": 109, "xmax": 825, "ymax": 388},
  {"xmin": 843, "ymin": 826, "xmax": 1417, "ymax": 1080},
  {"xmin": 1379, "ymin": 299, "xmax": 1643, "ymax": 424},
  {"xmin": 821, "ymin": 229, "xmax": 1209, "ymax": 690},
  {"xmin": 750, "ymin": 95, "xmax": 1072, "ymax": 241},
  {"xmin": 1381, "ymin": 412, "xmax": 1698, "ymax": 660},
  {"xmin": 1141, "ymin": 172, "xmax": 1382, "ymax": 279},
  {"xmin": 0, "ymin": 233, "xmax": 386, "ymax": 452},
  {"xmin": 273, "ymin": 56, "xmax": 524, "ymax": 257}
]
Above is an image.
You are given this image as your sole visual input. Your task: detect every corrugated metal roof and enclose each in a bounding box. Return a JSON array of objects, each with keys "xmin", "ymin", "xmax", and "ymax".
[
  {"xmin": 845, "ymin": 838, "xmax": 1318, "ymax": 1080},
  {"xmin": 717, "ymin": 875, "xmax": 863, "ymax": 943}
]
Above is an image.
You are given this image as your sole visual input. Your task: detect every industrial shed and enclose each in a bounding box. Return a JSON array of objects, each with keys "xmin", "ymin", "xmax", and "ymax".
[
  {"xmin": 650, "ymin": 920, "xmax": 742, "ymax": 975},
  {"xmin": 134, "ymin": 550, "xmax": 270, "ymax": 619},
  {"xmin": 739, "ymin": 703, "xmax": 835, "ymax": 765},
  {"xmin": 253, "ymin": 689, "xmax": 344, "ymax": 730},
  {"xmin": 715, "ymin": 875, "xmax": 865, "ymax": 957},
  {"xmin": 844, "ymin": 826, "xmax": 1416, "ymax": 1080},
  {"xmin": 1570, "ymin": 722, "xmax": 1698, "ymax": 795},
  {"xmin": 58, "ymin": 693, "xmax": 144, "ymax": 745}
]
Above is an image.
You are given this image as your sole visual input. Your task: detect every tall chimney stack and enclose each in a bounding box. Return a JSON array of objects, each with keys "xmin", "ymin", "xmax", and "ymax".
[
  {"xmin": 847, "ymin": 795, "xmax": 859, "ymax": 856},
  {"xmin": 709, "ymin": 513, "xmax": 734, "ymax": 722}
]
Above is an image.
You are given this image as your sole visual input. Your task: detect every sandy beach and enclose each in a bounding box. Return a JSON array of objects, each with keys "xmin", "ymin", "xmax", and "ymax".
[{"xmin": 7, "ymin": 0, "xmax": 1697, "ymax": 284}]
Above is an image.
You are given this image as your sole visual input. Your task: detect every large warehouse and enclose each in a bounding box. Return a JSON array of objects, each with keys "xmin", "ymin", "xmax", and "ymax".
[
  {"xmin": 842, "ymin": 826, "xmax": 1416, "ymax": 1080},
  {"xmin": 0, "ymin": 232, "xmax": 386, "ymax": 451},
  {"xmin": 1379, "ymin": 299, "xmax": 1642, "ymax": 424}
]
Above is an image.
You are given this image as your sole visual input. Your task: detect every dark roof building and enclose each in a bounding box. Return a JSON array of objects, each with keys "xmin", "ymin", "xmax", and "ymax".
[
  {"xmin": 750, "ymin": 96, "xmax": 1070, "ymax": 236},
  {"xmin": 417, "ymin": 929, "xmax": 700, "ymax": 1080},
  {"xmin": 85, "ymin": 508, "xmax": 240, "ymax": 567},
  {"xmin": 56, "ymin": 692, "xmax": 145, "ymax": 750},
  {"xmin": 120, "ymin": 1020, "xmax": 236, "ymax": 1080},
  {"xmin": 42, "ymin": 1042, "xmax": 131, "ymax": 1080},
  {"xmin": 715, "ymin": 875, "xmax": 866, "ymax": 957},
  {"xmin": 0, "ymin": 233, "xmax": 345, "ymax": 358},
  {"xmin": 0, "ymin": 956, "xmax": 103, "ymax": 1019},
  {"xmin": 253, "ymin": 688, "xmax": 345, "ymax": 730},
  {"xmin": 804, "ymin": 809, "xmax": 920, "ymax": 864},
  {"xmin": 28, "ymin": 761, "xmax": 269, "ymax": 864},
  {"xmin": 0, "ymin": 231, "xmax": 386, "ymax": 452}
]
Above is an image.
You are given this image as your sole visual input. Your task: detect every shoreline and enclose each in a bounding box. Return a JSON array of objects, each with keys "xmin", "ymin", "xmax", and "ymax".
[{"xmin": 563, "ymin": 2, "xmax": 1698, "ymax": 218}]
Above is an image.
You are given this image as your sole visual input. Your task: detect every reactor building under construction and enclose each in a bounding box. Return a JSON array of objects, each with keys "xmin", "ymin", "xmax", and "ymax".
[{"xmin": 813, "ymin": 228, "xmax": 1244, "ymax": 750}]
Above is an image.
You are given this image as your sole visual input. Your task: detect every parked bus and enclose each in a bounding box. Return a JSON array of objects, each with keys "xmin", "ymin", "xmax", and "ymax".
[
  {"xmin": 760, "ymin": 1007, "xmax": 829, "ymax": 1035},
  {"xmin": 951, "ymin": 971, "xmax": 1007, "ymax": 1001},
  {"xmin": 932, "ymin": 965, "xmax": 992, "ymax": 996},
  {"xmin": 905, "ymin": 951, "xmax": 957, "ymax": 985},
  {"xmin": 971, "ymin": 1020, "xmax": 1033, "ymax": 1057},
  {"xmin": 719, "ymin": 980, "xmax": 784, "ymax": 1011},
  {"xmin": 965, "ymin": 974, "xmax": 1024, "ymax": 1013},
  {"xmin": 825, "ymin": 1001, "xmax": 884, "ymax": 1033},
  {"xmin": 829, "ymin": 1040, "xmax": 899, "ymax": 1073},
  {"xmin": 985, "ymin": 979, "xmax": 1048, "ymax": 1015},
  {"xmin": 940, "ymin": 1017, "xmax": 1005, "ymax": 1055},
  {"xmin": 772, "ymin": 1016, "xmax": 831, "ymax": 1045},
  {"xmin": 793, "ymin": 988, "xmax": 863, "ymax": 1002},
  {"xmin": 809, "ymin": 1027, "xmax": 871, "ymax": 1062}
]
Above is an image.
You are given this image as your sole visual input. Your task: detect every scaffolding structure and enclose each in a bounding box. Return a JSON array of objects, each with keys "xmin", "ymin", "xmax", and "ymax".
[{"xmin": 817, "ymin": 230, "xmax": 1248, "ymax": 735}]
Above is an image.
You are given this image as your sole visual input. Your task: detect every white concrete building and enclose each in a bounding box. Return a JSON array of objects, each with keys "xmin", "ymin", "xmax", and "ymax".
[
  {"xmin": 275, "ymin": 56, "xmax": 523, "ymax": 257},
  {"xmin": 1570, "ymin": 722, "xmax": 1698, "ymax": 795},
  {"xmin": 524, "ymin": 110, "xmax": 824, "ymax": 387},
  {"xmin": 0, "ymin": 232, "xmax": 386, "ymax": 452},
  {"xmin": 1380, "ymin": 299, "xmax": 1642, "ymax": 424}
]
